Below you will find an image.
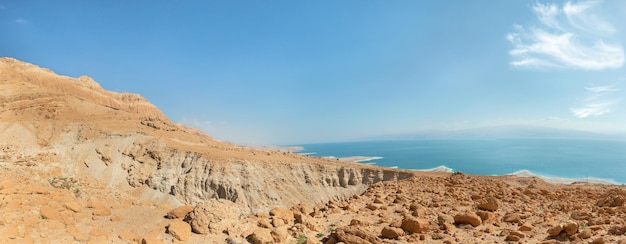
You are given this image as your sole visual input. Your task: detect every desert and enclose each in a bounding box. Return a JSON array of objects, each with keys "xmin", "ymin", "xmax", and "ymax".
[{"xmin": 1, "ymin": 57, "xmax": 626, "ymax": 244}]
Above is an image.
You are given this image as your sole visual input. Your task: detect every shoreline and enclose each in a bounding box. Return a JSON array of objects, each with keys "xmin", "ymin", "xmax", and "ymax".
[{"xmin": 293, "ymin": 149, "xmax": 622, "ymax": 185}]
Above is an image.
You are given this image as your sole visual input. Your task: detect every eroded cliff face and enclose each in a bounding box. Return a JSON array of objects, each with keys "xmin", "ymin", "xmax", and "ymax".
[
  {"xmin": 0, "ymin": 57, "xmax": 413, "ymax": 215},
  {"xmin": 119, "ymin": 139, "xmax": 412, "ymax": 213}
]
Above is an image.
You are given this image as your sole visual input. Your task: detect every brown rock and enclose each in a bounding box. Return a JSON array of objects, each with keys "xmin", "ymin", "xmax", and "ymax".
[
  {"xmin": 578, "ymin": 229, "xmax": 592, "ymax": 239},
  {"xmin": 168, "ymin": 221, "xmax": 191, "ymax": 241},
  {"xmin": 547, "ymin": 224, "xmax": 564, "ymax": 237},
  {"xmin": 509, "ymin": 230, "xmax": 525, "ymax": 238},
  {"xmin": 591, "ymin": 237, "xmax": 605, "ymax": 244},
  {"xmin": 454, "ymin": 212, "xmax": 482, "ymax": 227},
  {"xmin": 609, "ymin": 225, "xmax": 626, "ymax": 235},
  {"xmin": 437, "ymin": 214, "xmax": 454, "ymax": 225},
  {"xmin": 381, "ymin": 226, "xmax": 404, "ymax": 239},
  {"xmin": 269, "ymin": 207, "xmax": 294, "ymax": 226},
  {"xmin": 271, "ymin": 227, "xmax": 288, "ymax": 243},
  {"xmin": 563, "ymin": 221, "xmax": 578, "ymax": 236},
  {"xmin": 502, "ymin": 212, "xmax": 521, "ymax": 223},
  {"xmin": 332, "ymin": 226, "xmax": 380, "ymax": 244},
  {"xmin": 442, "ymin": 223, "xmax": 456, "ymax": 233},
  {"xmin": 249, "ymin": 228, "xmax": 273, "ymax": 244},
  {"xmin": 596, "ymin": 189, "xmax": 625, "ymax": 207},
  {"xmin": 477, "ymin": 197, "xmax": 499, "ymax": 211},
  {"xmin": 519, "ymin": 222, "xmax": 533, "ymax": 231},
  {"xmin": 476, "ymin": 210, "xmax": 498, "ymax": 222},
  {"xmin": 185, "ymin": 199, "xmax": 241, "ymax": 235},
  {"xmin": 258, "ymin": 218, "xmax": 272, "ymax": 228},
  {"xmin": 401, "ymin": 216, "xmax": 430, "ymax": 233},
  {"xmin": 505, "ymin": 234, "xmax": 521, "ymax": 241},
  {"xmin": 350, "ymin": 218, "xmax": 370, "ymax": 227},
  {"xmin": 166, "ymin": 205, "xmax": 194, "ymax": 219}
]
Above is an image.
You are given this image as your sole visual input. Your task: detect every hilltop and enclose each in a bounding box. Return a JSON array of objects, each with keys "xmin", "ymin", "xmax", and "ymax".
[{"xmin": 1, "ymin": 58, "xmax": 625, "ymax": 243}]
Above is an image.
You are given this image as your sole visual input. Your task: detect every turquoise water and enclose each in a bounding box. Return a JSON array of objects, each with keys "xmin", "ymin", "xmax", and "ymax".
[{"xmin": 295, "ymin": 139, "xmax": 626, "ymax": 184}]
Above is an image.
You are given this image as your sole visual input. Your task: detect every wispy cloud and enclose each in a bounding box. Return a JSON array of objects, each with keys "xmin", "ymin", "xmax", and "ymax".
[
  {"xmin": 507, "ymin": 1, "xmax": 624, "ymax": 70},
  {"xmin": 15, "ymin": 18, "xmax": 27, "ymax": 24},
  {"xmin": 571, "ymin": 84, "xmax": 620, "ymax": 118}
]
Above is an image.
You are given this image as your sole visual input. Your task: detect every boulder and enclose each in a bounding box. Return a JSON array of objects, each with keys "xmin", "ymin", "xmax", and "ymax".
[
  {"xmin": 454, "ymin": 212, "xmax": 482, "ymax": 227},
  {"xmin": 184, "ymin": 199, "xmax": 241, "ymax": 235}
]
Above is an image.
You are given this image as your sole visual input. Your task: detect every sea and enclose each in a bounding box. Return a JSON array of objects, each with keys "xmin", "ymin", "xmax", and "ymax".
[{"xmin": 294, "ymin": 139, "xmax": 626, "ymax": 185}]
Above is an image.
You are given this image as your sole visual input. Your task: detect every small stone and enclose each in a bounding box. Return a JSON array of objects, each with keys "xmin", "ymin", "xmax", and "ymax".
[
  {"xmin": 258, "ymin": 218, "xmax": 272, "ymax": 228},
  {"xmin": 578, "ymin": 229, "xmax": 592, "ymax": 239},
  {"xmin": 269, "ymin": 207, "xmax": 294, "ymax": 226},
  {"xmin": 547, "ymin": 225, "xmax": 564, "ymax": 237},
  {"xmin": 454, "ymin": 212, "xmax": 482, "ymax": 227},
  {"xmin": 166, "ymin": 206, "xmax": 194, "ymax": 219},
  {"xmin": 509, "ymin": 230, "xmax": 525, "ymax": 238},
  {"xmin": 563, "ymin": 221, "xmax": 578, "ymax": 236},
  {"xmin": 519, "ymin": 222, "xmax": 533, "ymax": 231},
  {"xmin": 381, "ymin": 226, "xmax": 404, "ymax": 239},
  {"xmin": 477, "ymin": 197, "xmax": 499, "ymax": 211},
  {"xmin": 168, "ymin": 221, "xmax": 191, "ymax": 241},
  {"xmin": 591, "ymin": 237, "xmax": 605, "ymax": 244},
  {"xmin": 256, "ymin": 212, "xmax": 270, "ymax": 218},
  {"xmin": 401, "ymin": 216, "xmax": 430, "ymax": 233},
  {"xmin": 502, "ymin": 212, "xmax": 521, "ymax": 223},
  {"xmin": 349, "ymin": 218, "xmax": 370, "ymax": 226},
  {"xmin": 505, "ymin": 234, "xmax": 521, "ymax": 241}
]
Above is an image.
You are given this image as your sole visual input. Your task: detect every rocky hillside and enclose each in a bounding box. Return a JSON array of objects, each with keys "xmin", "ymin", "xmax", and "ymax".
[
  {"xmin": 2, "ymin": 57, "xmax": 626, "ymax": 243},
  {"xmin": 0, "ymin": 57, "xmax": 412, "ymax": 242}
]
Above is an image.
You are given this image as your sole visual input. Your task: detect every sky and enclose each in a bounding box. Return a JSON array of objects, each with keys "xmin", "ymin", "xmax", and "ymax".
[{"xmin": 1, "ymin": 1, "xmax": 626, "ymax": 145}]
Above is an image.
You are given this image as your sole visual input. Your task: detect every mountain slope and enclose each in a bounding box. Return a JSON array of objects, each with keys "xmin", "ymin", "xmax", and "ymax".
[{"xmin": 0, "ymin": 57, "xmax": 411, "ymax": 213}]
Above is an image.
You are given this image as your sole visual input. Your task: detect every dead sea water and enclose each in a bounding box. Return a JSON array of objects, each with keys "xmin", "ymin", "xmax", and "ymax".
[{"xmin": 295, "ymin": 139, "xmax": 626, "ymax": 184}]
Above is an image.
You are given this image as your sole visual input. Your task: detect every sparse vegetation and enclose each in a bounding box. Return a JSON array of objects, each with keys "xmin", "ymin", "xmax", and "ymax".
[{"xmin": 296, "ymin": 234, "xmax": 307, "ymax": 244}]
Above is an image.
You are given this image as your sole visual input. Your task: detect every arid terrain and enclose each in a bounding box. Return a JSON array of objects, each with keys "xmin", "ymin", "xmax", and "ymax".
[{"xmin": 1, "ymin": 57, "xmax": 626, "ymax": 243}]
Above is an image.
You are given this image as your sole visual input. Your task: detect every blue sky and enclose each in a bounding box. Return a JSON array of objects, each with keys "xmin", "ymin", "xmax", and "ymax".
[{"xmin": 2, "ymin": 1, "xmax": 625, "ymax": 144}]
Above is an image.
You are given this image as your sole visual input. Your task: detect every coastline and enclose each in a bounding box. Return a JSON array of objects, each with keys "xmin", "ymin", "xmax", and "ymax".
[{"xmin": 291, "ymin": 139, "xmax": 626, "ymax": 186}]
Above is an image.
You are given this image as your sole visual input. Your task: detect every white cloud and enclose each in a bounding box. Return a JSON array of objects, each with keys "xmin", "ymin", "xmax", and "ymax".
[
  {"xmin": 571, "ymin": 84, "xmax": 620, "ymax": 118},
  {"xmin": 15, "ymin": 18, "xmax": 27, "ymax": 24},
  {"xmin": 508, "ymin": 1, "xmax": 624, "ymax": 70}
]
